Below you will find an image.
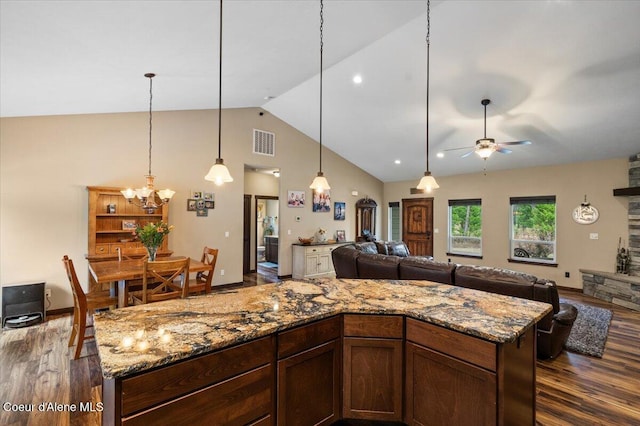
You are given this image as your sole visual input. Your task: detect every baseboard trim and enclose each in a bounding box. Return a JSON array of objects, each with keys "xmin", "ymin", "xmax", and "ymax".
[
  {"xmin": 556, "ymin": 286, "xmax": 582, "ymax": 293},
  {"xmin": 47, "ymin": 307, "xmax": 73, "ymax": 317}
]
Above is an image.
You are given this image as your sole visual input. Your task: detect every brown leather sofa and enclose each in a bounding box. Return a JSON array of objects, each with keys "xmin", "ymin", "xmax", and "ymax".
[{"xmin": 332, "ymin": 242, "xmax": 577, "ymax": 359}]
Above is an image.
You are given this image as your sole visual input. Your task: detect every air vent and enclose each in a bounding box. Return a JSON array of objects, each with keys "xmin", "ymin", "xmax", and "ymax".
[{"xmin": 253, "ymin": 129, "xmax": 275, "ymax": 156}]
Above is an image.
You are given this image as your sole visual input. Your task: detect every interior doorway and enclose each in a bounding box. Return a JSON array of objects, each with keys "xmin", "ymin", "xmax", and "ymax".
[{"xmin": 255, "ymin": 195, "xmax": 279, "ymax": 276}]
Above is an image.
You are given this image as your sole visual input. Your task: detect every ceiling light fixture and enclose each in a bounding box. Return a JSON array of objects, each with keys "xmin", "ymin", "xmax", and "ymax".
[
  {"xmin": 273, "ymin": 170, "xmax": 280, "ymax": 178},
  {"xmin": 309, "ymin": 0, "xmax": 330, "ymax": 193},
  {"xmin": 205, "ymin": 0, "xmax": 234, "ymax": 186},
  {"xmin": 121, "ymin": 73, "xmax": 175, "ymax": 214},
  {"xmin": 416, "ymin": 0, "xmax": 439, "ymax": 193},
  {"xmin": 353, "ymin": 74, "xmax": 363, "ymax": 84}
]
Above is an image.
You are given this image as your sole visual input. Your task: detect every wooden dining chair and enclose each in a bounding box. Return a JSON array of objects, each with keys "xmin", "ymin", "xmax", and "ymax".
[
  {"xmin": 62, "ymin": 255, "xmax": 117, "ymax": 360},
  {"xmin": 187, "ymin": 247, "xmax": 218, "ymax": 295},
  {"xmin": 130, "ymin": 258, "xmax": 190, "ymax": 305}
]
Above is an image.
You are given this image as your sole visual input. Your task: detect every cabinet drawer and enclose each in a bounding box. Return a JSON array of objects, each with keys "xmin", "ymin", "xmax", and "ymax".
[
  {"xmin": 305, "ymin": 245, "xmax": 333, "ymax": 255},
  {"xmin": 344, "ymin": 314, "xmax": 403, "ymax": 338},
  {"xmin": 406, "ymin": 318, "xmax": 496, "ymax": 372},
  {"xmin": 121, "ymin": 336, "xmax": 274, "ymax": 416},
  {"xmin": 278, "ymin": 316, "xmax": 341, "ymax": 359},
  {"xmin": 110, "ymin": 243, "xmax": 125, "ymax": 254},
  {"xmin": 123, "ymin": 363, "xmax": 273, "ymax": 426},
  {"xmin": 95, "ymin": 244, "xmax": 109, "ymax": 255}
]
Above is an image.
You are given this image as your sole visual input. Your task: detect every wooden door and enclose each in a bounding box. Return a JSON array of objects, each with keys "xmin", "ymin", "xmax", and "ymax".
[{"xmin": 402, "ymin": 198, "xmax": 433, "ymax": 256}]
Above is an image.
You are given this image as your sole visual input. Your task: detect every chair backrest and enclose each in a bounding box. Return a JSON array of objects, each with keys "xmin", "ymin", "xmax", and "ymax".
[
  {"xmin": 141, "ymin": 258, "xmax": 190, "ymax": 304},
  {"xmin": 62, "ymin": 255, "xmax": 87, "ymax": 312},
  {"xmin": 198, "ymin": 247, "xmax": 219, "ymax": 282}
]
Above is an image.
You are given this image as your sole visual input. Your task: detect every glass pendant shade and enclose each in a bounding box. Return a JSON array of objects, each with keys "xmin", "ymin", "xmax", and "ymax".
[
  {"xmin": 475, "ymin": 139, "xmax": 496, "ymax": 159},
  {"xmin": 309, "ymin": 172, "xmax": 330, "ymax": 193},
  {"xmin": 205, "ymin": 158, "xmax": 234, "ymax": 186},
  {"xmin": 417, "ymin": 171, "xmax": 439, "ymax": 193}
]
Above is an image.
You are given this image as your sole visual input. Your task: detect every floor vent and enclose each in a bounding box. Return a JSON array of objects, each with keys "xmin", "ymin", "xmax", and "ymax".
[{"xmin": 253, "ymin": 129, "xmax": 275, "ymax": 156}]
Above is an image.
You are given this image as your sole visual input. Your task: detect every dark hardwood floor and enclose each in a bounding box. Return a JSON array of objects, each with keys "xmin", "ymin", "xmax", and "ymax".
[{"xmin": 1, "ymin": 286, "xmax": 637, "ymax": 425}]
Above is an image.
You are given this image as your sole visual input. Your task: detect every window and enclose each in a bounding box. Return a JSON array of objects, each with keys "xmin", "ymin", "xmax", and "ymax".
[
  {"xmin": 448, "ymin": 199, "xmax": 482, "ymax": 257},
  {"xmin": 510, "ymin": 196, "xmax": 556, "ymax": 264},
  {"xmin": 388, "ymin": 202, "xmax": 400, "ymax": 241}
]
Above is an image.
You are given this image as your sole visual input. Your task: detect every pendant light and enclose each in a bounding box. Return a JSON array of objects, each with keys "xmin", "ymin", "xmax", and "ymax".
[
  {"xmin": 309, "ymin": 0, "xmax": 330, "ymax": 193},
  {"xmin": 416, "ymin": 0, "xmax": 439, "ymax": 193},
  {"xmin": 121, "ymin": 73, "xmax": 175, "ymax": 213},
  {"xmin": 205, "ymin": 0, "xmax": 234, "ymax": 186}
]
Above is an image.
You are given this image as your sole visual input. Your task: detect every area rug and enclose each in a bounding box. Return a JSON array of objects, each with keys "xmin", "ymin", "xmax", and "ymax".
[{"xmin": 560, "ymin": 299, "xmax": 613, "ymax": 358}]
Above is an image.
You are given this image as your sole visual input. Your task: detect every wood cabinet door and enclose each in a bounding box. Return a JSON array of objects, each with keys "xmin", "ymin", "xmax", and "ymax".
[
  {"xmin": 343, "ymin": 337, "xmax": 403, "ymax": 421},
  {"xmin": 277, "ymin": 339, "xmax": 341, "ymax": 426},
  {"xmin": 405, "ymin": 342, "xmax": 496, "ymax": 426}
]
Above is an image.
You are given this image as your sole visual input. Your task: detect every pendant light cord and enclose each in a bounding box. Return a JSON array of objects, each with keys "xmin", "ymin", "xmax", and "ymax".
[
  {"xmin": 218, "ymin": 0, "xmax": 223, "ymax": 161},
  {"xmin": 319, "ymin": 0, "xmax": 324, "ymax": 174},
  {"xmin": 483, "ymin": 101, "xmax": 487, "ymax": 138},
  {"xmin": 147, "ymin": 73, "xmax": 154, "ymax": 176},
  {"xmin": 425, "ymin": 0, "xmax": 431, "ymax": 174}
]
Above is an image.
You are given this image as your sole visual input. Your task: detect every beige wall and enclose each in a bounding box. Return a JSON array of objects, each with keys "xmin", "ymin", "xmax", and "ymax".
[
  {"xmin": 0, "ymin": 108, "xmax": 383, "ymax": 310},
  {"xmin": 383, "ymin": 158, "xmax": 629, "ymax": 289}
]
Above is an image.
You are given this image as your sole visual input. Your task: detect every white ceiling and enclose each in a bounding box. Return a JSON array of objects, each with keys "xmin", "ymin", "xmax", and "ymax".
[{"xmin": 2, "ymin": 0, "xmax": 639, "ymax": 182}]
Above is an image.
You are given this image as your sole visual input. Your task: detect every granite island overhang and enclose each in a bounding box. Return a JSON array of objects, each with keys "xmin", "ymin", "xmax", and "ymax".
[
  {"xmin": 94, "ymin": 279, "xmax": 552, "ymax": 425},
  {"xmin": 94, "ymin": 278, "xmax": 551, "ymax": 379}
]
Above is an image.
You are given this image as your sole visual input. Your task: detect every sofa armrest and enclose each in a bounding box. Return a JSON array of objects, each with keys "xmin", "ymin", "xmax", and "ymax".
[{"xmin": 554, "ymin": 302, "xmax": 578, "ymax": 326}]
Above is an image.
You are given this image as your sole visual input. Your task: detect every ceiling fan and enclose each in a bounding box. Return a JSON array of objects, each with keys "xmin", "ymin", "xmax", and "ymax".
[{"xmin": 444, "ymin": 99, "xmax": 532, "ymax": 160}]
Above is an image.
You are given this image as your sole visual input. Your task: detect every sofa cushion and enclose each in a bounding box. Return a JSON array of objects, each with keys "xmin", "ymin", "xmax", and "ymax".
[
  {"xmin": 375, "ymin": 241, "xmax": 389, "ymax": 255},
  {"xmin": 387, "ymin": 241, "xmax": 411, "ymax": 257},
  {"xmin": 454, "ymin": 265, "xmax": 536, "ymax": 300},
  {"xmin": 356, "ymin": 253, "xmax": 401, "ymax": 279},
  {"xmin": 399, "ymin": 257, "xmax": 455, "ymax": 284},
  {"xmin": 355, "ymin": 242, "xmax": 378, "ymax": 254}
]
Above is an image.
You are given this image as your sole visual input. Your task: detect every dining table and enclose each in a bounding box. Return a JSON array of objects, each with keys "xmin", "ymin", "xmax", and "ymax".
[{"xmin": 88, "ymin": 256, "xmax": 213, "ymax": 308}]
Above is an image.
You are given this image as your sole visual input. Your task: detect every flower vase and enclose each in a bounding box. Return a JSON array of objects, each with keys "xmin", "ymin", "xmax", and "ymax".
[{"xmin": 145, "ymin": 245, "xmax": 159, "ymax": 261}]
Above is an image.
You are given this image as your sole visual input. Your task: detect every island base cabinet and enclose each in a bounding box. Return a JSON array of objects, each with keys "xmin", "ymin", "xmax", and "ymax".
[
  {"xmin": 277, "ymin": 339, "xmax": 341, "ymax": 426},
  {"xmin": 404, "ymin": 342, "xmax": 496, "ymax": 426}
]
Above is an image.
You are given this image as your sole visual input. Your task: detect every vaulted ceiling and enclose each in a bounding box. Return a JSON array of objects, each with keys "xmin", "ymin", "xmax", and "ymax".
[{"xmin": 2, "ymin": 0, "xmax": 639, "ymax": 181}]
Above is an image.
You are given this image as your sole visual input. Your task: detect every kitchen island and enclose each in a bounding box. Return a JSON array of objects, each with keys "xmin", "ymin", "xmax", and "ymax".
[{"xmin": 94, "ymin": 278, "xmax": 551, "ymax": 425}]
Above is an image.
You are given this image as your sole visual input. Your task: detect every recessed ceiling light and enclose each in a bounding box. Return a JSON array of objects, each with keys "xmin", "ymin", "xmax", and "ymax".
[
  {"xmin": 352, "ymin": 74, "xmax": 363, "ymax": 84},
  {"xmin": 264, "ymin": 95, "xmax": 275, "ymax": 100},
  {"xmin": 394, "ymin": 159, "xmax": 401, "ymax": 164},
  {"xmin": 436, "ymin": 152, "xmax": 445, "ymax": 158}
]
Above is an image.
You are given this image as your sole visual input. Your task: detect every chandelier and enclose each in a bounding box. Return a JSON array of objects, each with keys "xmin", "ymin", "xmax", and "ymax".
[
  {"xmin": 121, "ymin": 73, "xmax": 175, "ymax": 213},
  {"xmin": 416, "ymin": 0, "xmax": 439, "ymax": 193},
  {"xmin": 204, "ymin": 0, "xmax": 234, "ymax": 185},
  {"xmin": 309, "ymin": 0, "xmax": 330, "ymax": 193}
]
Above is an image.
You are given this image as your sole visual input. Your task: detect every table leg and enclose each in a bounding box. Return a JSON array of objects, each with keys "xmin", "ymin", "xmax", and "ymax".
[{"xmin": 117, "ymin": 280, "xmax": 128, "ymax": 308}]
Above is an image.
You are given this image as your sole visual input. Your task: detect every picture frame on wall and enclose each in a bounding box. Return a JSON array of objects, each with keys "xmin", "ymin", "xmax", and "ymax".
[
  {"xmin": 187, "ymin": 199, "xmax": 197, "ymax": 211},
  {"xmin": 336, "ymin": 230, "xmax": 346, "ymax": 242},
  {"xmin": 205, "ymin": 201, "xmax": 215, "ymax": 209},
  {"xmin": 196, "ymin": 208, "xmax": 208, "ymax": 217},
  {"xmin": 196, "ymin": 199, "xmax": 205, "ymax": 210},
  {"xmin": 192, "ymin": 191, "xmax": 203, "ymax": 199},
  {"xmin": 287, "ymin": 190, "xmax": 305, "ymax": 208},
  {"xmin": 334, "ymin": 202, "xmax": 345, "ymax": 220},
  {"xmin": 204, "ymin": 192, "xmax": 214, "ymax": 201},
  {"xmin": 312, "ymin": 189, "xmax": 331, "ymax": 212}
]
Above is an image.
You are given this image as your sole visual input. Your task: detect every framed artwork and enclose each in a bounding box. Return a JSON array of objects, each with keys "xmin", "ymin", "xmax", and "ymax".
[
  {"xmin": 107, "ymin": 204, "xmax": 116, "ymax": 214},
  {"xmin": 287, "ymin": 190, "xmax": 305, "ymax": 208},
  {"xmin": 205, "ymin": 201, "xmax": 215, "ymax": 209},
  {"xmin": 196, "ymin": 208, "xmax": 208, "ymax": 217},
  {"xmin": 122, "ymin": 219, "xmax": 137, "ymax": 230},
  {"xmin": 204, "ymin": 192, "xmax": 214, "ymax": 201},
  {"xmin": 334, "ymin": 202, "xmax": 345, "ymax": 220},
  {"xmin": 196, "ymin": 199, "xmax": 205, "ymax": 210},
  {"xmin": 336, "ymin": 230, "xmax": 346, "ymax": 242},
  {"xmin": 312, "ymin": 190, "xmax": 331, "ymax": 212},
  {"xmin": 187, "ymin": 199, "xmax": 197, "ymax": 211},
  {"xmin": 192, "ymin": 191, "xmax": 203, "ymax": 199}
]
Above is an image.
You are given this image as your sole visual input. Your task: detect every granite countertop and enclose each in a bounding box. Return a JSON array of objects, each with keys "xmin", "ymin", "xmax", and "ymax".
[{"xmin": 93, "ymin": 278, "xmax": 552, "ymax": 379}]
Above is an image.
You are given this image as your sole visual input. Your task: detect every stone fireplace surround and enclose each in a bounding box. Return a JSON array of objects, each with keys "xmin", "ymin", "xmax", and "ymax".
[{"xmin": 581, "ymin": 152, "xmax": 640, "ymax": 311}]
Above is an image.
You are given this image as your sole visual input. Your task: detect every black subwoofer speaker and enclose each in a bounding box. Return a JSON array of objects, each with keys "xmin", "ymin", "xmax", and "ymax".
[{"xmin": 2, "ymin": 282, "xmax": 45, "ymax": 328}]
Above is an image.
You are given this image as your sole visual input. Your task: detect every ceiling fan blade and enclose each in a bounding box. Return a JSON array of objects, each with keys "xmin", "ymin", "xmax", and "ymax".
[
  {"xmin": 500, "ymin": 140, "xmax": 532, "ymax": 146},
  {"xmin": 460, "ymin": 150, "xmax": 475, "ymax": 158},
  {"xmin": 496, "ymin": 147, "xmax": 512, "ymax": 154},
  {"xmin": 442, "ymin": 145, "xmax": 475, "ymax": 152}
]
